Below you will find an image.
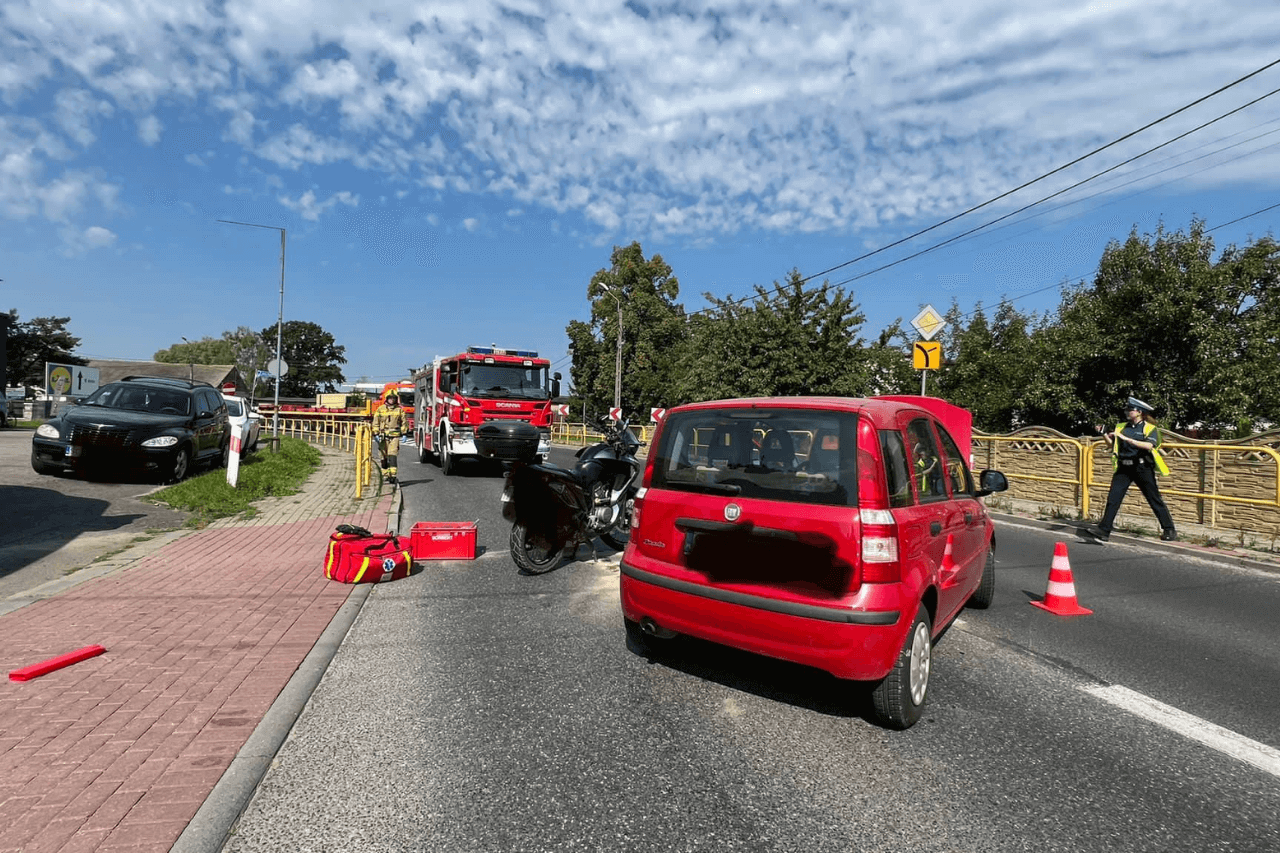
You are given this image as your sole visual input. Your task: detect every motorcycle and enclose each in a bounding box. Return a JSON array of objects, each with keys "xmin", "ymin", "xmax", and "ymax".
[{"xmin": 501, "ymin": 416, "xmax": 643, "ymax": 574}]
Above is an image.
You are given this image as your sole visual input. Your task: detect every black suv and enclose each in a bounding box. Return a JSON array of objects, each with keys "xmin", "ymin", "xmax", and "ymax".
[{"xmin": 32, "ymin": 376, "xmax": 231, "ymax": 482}]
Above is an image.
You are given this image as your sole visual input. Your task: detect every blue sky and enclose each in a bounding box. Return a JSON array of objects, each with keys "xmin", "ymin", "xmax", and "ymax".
[{"xmin": 3, "ymin": 1, "xmax": 1279, "ymax": 388}]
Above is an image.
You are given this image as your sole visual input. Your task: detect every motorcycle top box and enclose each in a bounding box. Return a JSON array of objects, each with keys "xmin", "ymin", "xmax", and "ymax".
[
  {"xmin": 619, "ymin": 395, "xmax": 1007, "ymax": 729},
  {"xmin": 475, "ymin": 421, "xmax": 542, "ymax": 461}
]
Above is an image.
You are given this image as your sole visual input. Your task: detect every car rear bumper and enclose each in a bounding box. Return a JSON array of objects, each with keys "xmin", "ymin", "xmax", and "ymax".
[{"xmin": 619, "ymin": 558, "xmax": 908, "ymax": 681}]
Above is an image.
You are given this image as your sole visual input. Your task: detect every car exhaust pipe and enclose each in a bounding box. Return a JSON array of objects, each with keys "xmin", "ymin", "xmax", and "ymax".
[{"xmin": 640, "ymin": 618, "xmax": 676, "ymax": 639}]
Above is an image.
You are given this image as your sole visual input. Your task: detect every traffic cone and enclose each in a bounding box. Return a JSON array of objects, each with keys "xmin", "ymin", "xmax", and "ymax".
[
  {"xmin": 939, "ymin": 534, "xmax": 961, "ymax": 586},
  {"xmin": 1031, "ymin": 541, "xmax": 1093, "ymax": 616}
]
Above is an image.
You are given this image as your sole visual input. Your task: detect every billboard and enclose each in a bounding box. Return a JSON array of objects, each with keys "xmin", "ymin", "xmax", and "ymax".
[{"xmin": 45, "ymin": 363, "xmax": 100, "ymax": 398}]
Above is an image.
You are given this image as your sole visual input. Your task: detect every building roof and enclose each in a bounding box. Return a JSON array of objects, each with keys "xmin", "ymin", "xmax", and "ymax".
[{"xmin": 88, "ymin": 360, "xmax": 243, "ymax": 391}]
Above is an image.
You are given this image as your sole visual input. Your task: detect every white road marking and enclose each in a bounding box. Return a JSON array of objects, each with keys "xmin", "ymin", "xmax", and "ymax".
[{"xmin": 1084, "ymin": 684, "xmax": 1280, "ymax": 779}]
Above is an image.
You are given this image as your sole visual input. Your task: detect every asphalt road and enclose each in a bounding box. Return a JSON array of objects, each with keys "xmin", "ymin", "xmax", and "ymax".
[
  {"xmin": 220, "ymin": 444, "xmax": 1280, "ymax": 853},
  {"xmin": 0, "ymin": 428, "xmax": 190, "ymax": 600}
]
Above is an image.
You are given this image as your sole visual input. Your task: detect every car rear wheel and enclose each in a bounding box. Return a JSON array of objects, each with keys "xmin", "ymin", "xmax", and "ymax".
[
  {"xmin": 968, "ymin": 547, "xmax": 996, "ymax": 609},
  {"xmin": 870, "ymin": 603, "xmax": 932, "ymax": 730}
]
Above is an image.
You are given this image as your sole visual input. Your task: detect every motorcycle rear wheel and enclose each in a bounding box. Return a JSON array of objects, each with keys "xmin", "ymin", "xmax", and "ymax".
[{"xmin": 510, "ymin": 521, "xmax": 565, "ymax": 574}]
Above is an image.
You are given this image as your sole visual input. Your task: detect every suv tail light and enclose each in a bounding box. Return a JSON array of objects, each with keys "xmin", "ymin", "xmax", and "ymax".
[{"xmin": 857, "ymin": 418, "xmax": 901, "ymax": 583}]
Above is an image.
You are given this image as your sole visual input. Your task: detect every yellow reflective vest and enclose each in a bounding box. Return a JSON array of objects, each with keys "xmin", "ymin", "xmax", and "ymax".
[{"xmin": 1112, "ymin": 421, "xmax": 1169, "ymax": 476}]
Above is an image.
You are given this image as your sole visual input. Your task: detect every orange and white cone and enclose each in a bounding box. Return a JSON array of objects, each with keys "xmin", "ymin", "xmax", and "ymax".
[
  {"xmin": 1031, "ymin": 541, "xmax": 1093, "ymax": 616},
  {"xmin": 939, "ymin": 534, "xmax": 961, "ymax": 586}
]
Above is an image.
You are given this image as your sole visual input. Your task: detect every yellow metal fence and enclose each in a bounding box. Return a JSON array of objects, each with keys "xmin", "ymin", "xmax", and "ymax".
[
  {"xmin": 277, "ymin": 415, "xmax": 1280, "ymax": 541},
  {"xmin": 973, "ymin": 428, "xmax": 1280, "ymax": 539}
]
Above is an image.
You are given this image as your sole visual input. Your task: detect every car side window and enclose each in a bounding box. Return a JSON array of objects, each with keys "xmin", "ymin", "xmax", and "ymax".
[
  {"xmin": 934, "ymin": 424, "xmax": 974, "ymax": 496},
  {"xmin": 879, "ymin": 429, "xmax": 913, "ymax": 508},
  {"xmin": 906, "ymin": 418, "xmax": 947, "ymax": 502}
]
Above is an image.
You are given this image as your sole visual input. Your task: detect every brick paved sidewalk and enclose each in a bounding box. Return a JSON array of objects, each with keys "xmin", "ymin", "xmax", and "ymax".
[{"xmin": 0, "ymin": 447, "xmax": 394, "ymax": 853}]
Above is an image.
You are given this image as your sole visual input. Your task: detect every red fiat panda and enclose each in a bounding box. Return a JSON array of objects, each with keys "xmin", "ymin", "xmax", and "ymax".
[{"xmin": 619, "ymin": 395, "xmax": 1008, "ymax": 729}]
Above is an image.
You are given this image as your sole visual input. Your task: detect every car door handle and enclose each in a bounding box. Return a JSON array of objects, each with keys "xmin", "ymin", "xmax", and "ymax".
[
  {"xmin": 965, "ymin": 512, "xmax": 973, "ymax": 525},
  {"xmin": 930, "ymin": 521, "xmax": 942, "ymax": 536}
]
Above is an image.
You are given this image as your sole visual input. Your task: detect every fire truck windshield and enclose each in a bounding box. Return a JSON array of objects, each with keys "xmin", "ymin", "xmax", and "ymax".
[{"xmin": 459, "ymin": 363, "xmax": 550, "ymax": 400}]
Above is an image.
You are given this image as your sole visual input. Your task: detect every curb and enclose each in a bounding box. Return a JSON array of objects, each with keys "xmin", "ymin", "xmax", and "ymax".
[{"xmin": 991, "ymin": 512, "xmax": 1280, "ymax": 575}]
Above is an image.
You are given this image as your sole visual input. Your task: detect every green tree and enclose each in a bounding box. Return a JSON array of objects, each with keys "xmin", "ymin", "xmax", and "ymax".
[
  {"xmin": 1034, "ymin": 221, "xmax": 1278, "ymax": 431},
  {"xmin": 566, "ymin": 242, "xmax": 687, "ymax": 419},
  {"xmin": 936, "ymin": 300, "xmax": 1037, "ymax": 432},
  {"xmin": 3, "ymin": 310, "xmax": 87, "ymax": 387},
  {"xmin": 676, "ymin": 270, "xmax": 886, "ymax": 402},
  {"xmin": 260, "ymin": 320, "xmax": 347, "ymax": 397},
  {"xmin": 154, "ymin": 337, "xmax": 235, "ymax": 366}
]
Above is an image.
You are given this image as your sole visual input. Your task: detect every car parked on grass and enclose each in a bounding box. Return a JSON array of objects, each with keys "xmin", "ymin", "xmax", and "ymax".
[
  {"xmin": 619, "ymin": 395, "xmax": 1008, "ymax": 729},
  {"xmin": 223, "ymin": 394, "xmax": 261, "ymax": 457},
  {"xmin": 31, "ymin": 375, "xmax": 231, "ymax": 483}
]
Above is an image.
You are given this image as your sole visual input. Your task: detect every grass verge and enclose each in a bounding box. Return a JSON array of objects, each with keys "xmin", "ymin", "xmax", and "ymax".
[{"xmin": 150, "ymin": 437, "xmax": 323, "ymax": 526}]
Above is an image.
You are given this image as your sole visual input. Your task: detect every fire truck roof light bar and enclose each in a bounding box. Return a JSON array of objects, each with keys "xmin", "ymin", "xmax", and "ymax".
[{"xmin": 467, "ymin": 345, "xmax": 540, "ymax": 358}]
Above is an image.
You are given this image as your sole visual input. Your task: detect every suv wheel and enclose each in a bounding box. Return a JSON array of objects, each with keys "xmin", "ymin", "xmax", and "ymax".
[
  {"xmin": 166, "ymin": 446, "xmax": 192, "ymax": 483},
  {"xmin": 871, "ymin": 603, "xmax": 932, "ymax": 730},
  {"xmin": 31, "ymin": 448, "xmax": 58, "ymax": 476}
]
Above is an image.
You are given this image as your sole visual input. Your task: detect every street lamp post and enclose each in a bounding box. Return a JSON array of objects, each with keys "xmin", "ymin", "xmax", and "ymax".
[
  {"xmin": 179, "ymin": 337, "xmax": 194, "ymax": 381},
  {"xmin": 598, "ymin": 284, "xmax": 623, "ymax": 414},
  {"xmin": 218, "ymin": 219, "xmax": 286, "ymax": 451}
]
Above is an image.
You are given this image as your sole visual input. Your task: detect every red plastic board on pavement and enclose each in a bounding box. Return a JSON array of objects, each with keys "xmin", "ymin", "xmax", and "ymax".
[
  {"xmin": 9, "ymin": 644, "xmax": 106, "ymax": 682},
  {"xmin": 411, "ymin": 521, "xmax": 478, "ymax": 560}
]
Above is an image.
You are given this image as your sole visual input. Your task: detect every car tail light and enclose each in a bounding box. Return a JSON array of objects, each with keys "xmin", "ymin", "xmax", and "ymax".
[
  {"xmin": 630, "ymin": 487, "xmax": 646, "ymax": 529},
  {"xmin": 857, "ymin": 417, "xmax": 901, "ymax": 583}
]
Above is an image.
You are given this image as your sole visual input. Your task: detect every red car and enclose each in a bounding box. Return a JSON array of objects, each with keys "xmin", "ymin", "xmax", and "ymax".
[{"xmin": 619, "ymin": 395, "xmax": 1008, "ymax": 729}]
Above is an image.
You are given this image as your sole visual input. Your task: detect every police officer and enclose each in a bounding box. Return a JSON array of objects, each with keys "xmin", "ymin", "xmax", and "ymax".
[
  {"xmin": 1089, "ymin": 396, "xmax": 1176, "ymax": 543},
  {"xmin": 372, "ymin": 390, "xmax": 407, "ymax": 485}
]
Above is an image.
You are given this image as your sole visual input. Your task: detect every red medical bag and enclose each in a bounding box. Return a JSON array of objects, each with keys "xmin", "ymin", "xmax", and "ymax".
[{"xmin": 324, "ymin": 526, "xmax": 414, "ymax": 584}]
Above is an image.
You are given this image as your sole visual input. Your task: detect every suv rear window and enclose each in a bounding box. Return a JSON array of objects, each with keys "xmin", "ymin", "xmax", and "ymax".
[{"xmin": 650, "ymin": 408, "xmax": 860, "ymax": 507}]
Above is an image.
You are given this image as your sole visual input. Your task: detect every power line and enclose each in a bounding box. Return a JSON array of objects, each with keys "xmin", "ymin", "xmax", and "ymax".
[
  {"xmin": 687, "ymin": 57, "xmax": 1280, "ymax": 318},
  {"xmin": 822, "ymin": 84, "xmax": 1280, "ymax": 292},
  {"xmin": 798, "ymin": 57, "xmax": 1280, "ymax": 286},
  {"xmin": 942, "ymin": 198, "xmax": 1280, "ymax": 325}
]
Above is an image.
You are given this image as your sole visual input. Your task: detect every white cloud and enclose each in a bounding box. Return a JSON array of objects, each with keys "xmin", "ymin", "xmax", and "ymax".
[
  {"xmin": 137, "ymin": 114, "xmax": 163, "ymax": 145},
  {"xmin": 0, "ymin": 0, "xmax": 1278, "ymax": 242},
  {"xmin": 462, "ymin": 217, "xmax": 480, "ymax": 232},
  {"xmin": 278, "ymin": 189, "xmax": 360, "ymax": 220},
  {"xmin": 59, "ymin": 224, "xmax": 117, "ymax": 255}
]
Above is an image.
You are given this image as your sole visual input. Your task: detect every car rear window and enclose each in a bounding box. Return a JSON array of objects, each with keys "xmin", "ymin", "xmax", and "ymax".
[{"xmin": 649, "ymin": 407, "xmax": 860, "ymax": 507}]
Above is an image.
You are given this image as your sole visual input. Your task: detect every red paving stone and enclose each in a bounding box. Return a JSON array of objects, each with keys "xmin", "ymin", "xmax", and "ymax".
[{"xmin": 1, "ymin": 449, "xmax": 392, "ymax": 853}]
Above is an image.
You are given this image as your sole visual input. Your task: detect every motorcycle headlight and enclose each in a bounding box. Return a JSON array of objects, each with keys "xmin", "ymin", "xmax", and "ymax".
[
  {"xmin": 36, "ymin": 423, "xmax": 60, "ymax": 439},
  {"xmin": 142, "ymin": 436, "xmax": 179, "ymax": 448}
]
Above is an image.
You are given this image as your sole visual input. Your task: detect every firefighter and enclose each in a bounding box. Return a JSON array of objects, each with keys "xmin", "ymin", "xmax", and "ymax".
[{"xmin": 372, "ymin": 390, "xmax": 408, "ymax": 485}]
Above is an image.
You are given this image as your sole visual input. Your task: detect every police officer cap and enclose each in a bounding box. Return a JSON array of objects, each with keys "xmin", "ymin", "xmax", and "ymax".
[{"xmin": 1125, "ymin": 396, "xmax": 1154, "ymax": 413}]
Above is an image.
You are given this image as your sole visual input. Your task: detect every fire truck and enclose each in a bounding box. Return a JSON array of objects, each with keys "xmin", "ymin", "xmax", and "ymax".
[{"xmin": 413, "ymin": 346, "xmax": 561, "ymax": 475}]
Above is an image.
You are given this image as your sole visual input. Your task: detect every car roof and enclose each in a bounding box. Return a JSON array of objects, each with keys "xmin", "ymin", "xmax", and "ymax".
[
  {"xmin": 667, "ymin": 396, "xmax": 939, "ymax": 429},
  {"xmin": 117, "ymin": 375, "xmax": 213, "ymax": 390}
]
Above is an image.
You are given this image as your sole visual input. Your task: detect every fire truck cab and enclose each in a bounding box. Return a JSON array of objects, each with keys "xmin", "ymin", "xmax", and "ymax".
[{"xmin": 413, "ymin": 346, "xmax": 561, "ymax": 475}]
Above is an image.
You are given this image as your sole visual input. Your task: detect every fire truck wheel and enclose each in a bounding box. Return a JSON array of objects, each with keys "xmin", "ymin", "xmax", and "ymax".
[
  {"xmin": 439, "ymin": 430, "xmax": 456, "ymax": 475},
  {"xmin": 418, "ymin": 432, "xmax": 428, "ymax": 464}
]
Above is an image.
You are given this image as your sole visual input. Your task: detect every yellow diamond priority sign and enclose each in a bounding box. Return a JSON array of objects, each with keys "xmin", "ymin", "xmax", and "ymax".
[{"xmin": 910, "ymin": 305, "xmax": 946, "ymax": 341}]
